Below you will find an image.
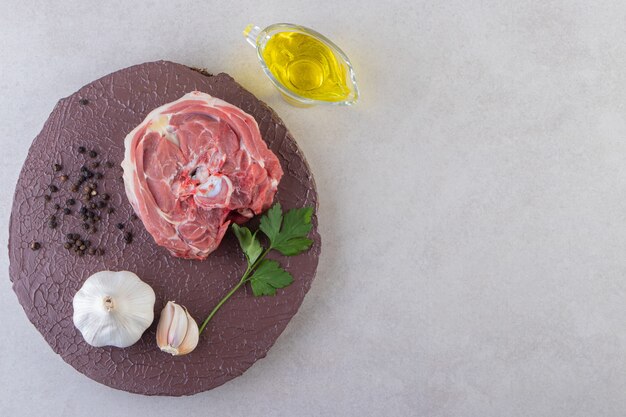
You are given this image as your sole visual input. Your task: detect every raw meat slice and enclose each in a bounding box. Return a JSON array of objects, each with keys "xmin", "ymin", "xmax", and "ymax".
[{"xmin": 122, "ymin": 91, "xmax": 283, "ymax": 259}]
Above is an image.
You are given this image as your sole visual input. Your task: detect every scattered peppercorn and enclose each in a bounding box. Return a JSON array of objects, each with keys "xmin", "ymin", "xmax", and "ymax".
[
  {"xmin": 123, "ymin": 231, "xmax": 133, "ymax": 244},
  {"xmin": 107, "ymin": 207, "xmax": 115, "ymax": 214},
  {"xmin": 53, "ymin": 203, "xmax": 60, "ymax": 210},
  {"xmin": 53, "ymin": 163, "xmax": 62, "ymax": 172},
  {"xmin": 131, "ymin": 214, "xmax": 138, "ymax": 221},
  {"xmin": 79, "ymin": 98, "xmax": 89, "ymax": 105},
  {"xmin": 79, "ymin": 206, "xmax": 87, "ymax": 215},
  {"xmin": 48, "ymin": 216, "xmax": 58, "ymax": 229},
  {"xmin": 44, "ymin": 194, "xmax": 51, "ymax": 201},
  {"xmin": 63, "ymin": 208, "xmax": 71, "ymax": 215},
  {"xmin": 116, "ymin": 223, "xmax": 124, "ymax": 229},
  {"xmin": 60, "ymin": 174, "xmax": 69, "ymax": 182},
  {"xmin": 97, "ymin": 201, "xmax": 107, "ymax": 209},
  {"xmin": 78, "ymin": 146, "xmax": 86, "ymax": 154},
  {"xmin": 89, "ymin": 150, "xmax": 97, "ymax": 158},
  {"xmin": 95, "ymin": 172, "xmax": 103, "ymax": 180},
  {"xmin": 102, "ymin": 193, "xmax": 110, "ymax": 201},
  {"xmin": 66, "ymin": 198, "xmax": 76, "ymax": 206},
  {"xmin": 30, "ymin": 241, "xmax": 41, "ymax": 250},
  {"xmin": 49, "ymin": 185, "xmax": 58, "ymax": 193},
  {"xmin": 105, "ymin": 161, "xmax": 114, "ymax": 168}
]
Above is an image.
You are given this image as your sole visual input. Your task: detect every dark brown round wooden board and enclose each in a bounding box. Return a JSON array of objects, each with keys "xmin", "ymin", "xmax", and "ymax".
[{"xmin": 8, "ymin": 61, "xmax": 320, "ymax": 396}]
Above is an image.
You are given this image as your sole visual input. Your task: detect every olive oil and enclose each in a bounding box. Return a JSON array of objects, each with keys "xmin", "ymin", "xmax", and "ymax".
[{"xmin": 261, "ymin": 31, "xmax": 351, "ymax": 102}]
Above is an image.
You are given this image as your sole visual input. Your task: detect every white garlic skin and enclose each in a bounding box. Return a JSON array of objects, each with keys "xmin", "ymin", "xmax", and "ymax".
[
  {"xmin": 156, "ymin": 301, "xmax": 199, "ymax": 356},
  {"xmin": 73, "ymin": 270, "xmax": 156, "ymax": 348}
]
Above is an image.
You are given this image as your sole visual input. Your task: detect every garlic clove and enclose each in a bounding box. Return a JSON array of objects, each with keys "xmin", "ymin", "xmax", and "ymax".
[
  {"xmin": 156, "ymin": 301, "xmax": 199, "ymax": 356},
  {"xmin": 168, "ymin": 303, "xmax": 189, "ymax": 348},
  {"xmin": 176, "ymin": 307, "xmax": 199, "ymax": 355},
  {"xmin": 156, "ymin": 301, "xmax": 174, "ymax": 349}
]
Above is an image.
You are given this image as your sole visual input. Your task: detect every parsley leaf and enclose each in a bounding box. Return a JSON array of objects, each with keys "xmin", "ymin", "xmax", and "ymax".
[
  {"xmin": 260, "ymin": 204, "xmax": 314, "ymax": 256},
  {"xmin": 249, "ymin": 259, "xmax": 294, "ymax": 296},
  {"xmin": 259, "ymin": 203, "xmax": 283, "ymax": 244},
  {"xmin": 232, "ymin": 224, "xmax": 263, "ymax": 265}
]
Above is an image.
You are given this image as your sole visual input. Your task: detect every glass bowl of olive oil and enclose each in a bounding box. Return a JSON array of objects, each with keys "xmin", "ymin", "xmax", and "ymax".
[{"xmin": 244, "ymin": 23, "xmax": 359, "ymax": 107}]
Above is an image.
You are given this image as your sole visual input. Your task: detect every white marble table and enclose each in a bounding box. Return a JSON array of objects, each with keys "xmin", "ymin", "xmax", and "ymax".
[{"xmin": 2, "ymin": 1, "xmax": 626, "ymax": 416}]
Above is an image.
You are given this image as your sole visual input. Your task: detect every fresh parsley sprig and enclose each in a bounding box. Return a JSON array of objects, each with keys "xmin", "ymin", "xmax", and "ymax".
[{"xmin": 198, "ymin": 203, "xmax": 314, "ymax": 335}]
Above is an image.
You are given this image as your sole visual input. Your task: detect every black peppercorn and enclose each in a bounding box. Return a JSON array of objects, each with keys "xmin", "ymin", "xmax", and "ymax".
[
  {"xmin": 97, "ymin": 201, "xmax": 107, "ymax": 209},
  {"xmin": 95, "ymin": 172, "xmax": 103, "ymax": 180},
  {"xmin": 89, "ymin": 150, "xmax": 97, "ymax": 158},
  {"xmin": 65, "ymin": 233, "xmax": 73, "ymax": 240},
  {"xmin": 63, "ymin": 208, "xmax": 71, "ymax": 215},
  {"xmin": 30, "ymin": 241, "xmax": 41, "ymax": 250},
  {"xmin": 79, "ymin": 206, "xmax": 87, "ymax": 215},
  {"xmin": 123, "ymin": 231, "xmax": 133, "ymax": 244},
  {"xmin": 44, "ymin": 194, "xmax": 51, "ymax": 201},
  {"xmin": 86, "ymin": 171, "xmax": 94, "ymax": 179},
  {"xmin": 49, "ymin": 185, "xmax": 58, "ymax": 193},
  {"xmin": 116, "ymin": 223, "xmax": 124, "ymax": 229},
  {"xmin": 105, "ymin": 161, "xmax": 114, "ymax": 168},
  {"xmin": 79, "ymin": 98, "xmax": 89, "ymax": 105},
  {"xmin": 66, "ymin": 198, "xmax": 76, "ymax": 206},
  {"xmin": 78, "ymin": 146, "xmax": 86, "ymax": 153},
  {"xmin": 131, "ymin": 214, "xmax": 138, "ymax": 220},
  {"xmin": 53, "ymin": 203, "xmax": 60, "ymax": 210},
  {"xmin": 48, "ymin": 218, "xmax": 58, "ymax": 229},
  {"xmin": 53, "ymin": 163, "xmax": 62, "ymax": 172},
  {"xmin": 102, "ymin": 193, "xmax": 110, "ymax": 201}
]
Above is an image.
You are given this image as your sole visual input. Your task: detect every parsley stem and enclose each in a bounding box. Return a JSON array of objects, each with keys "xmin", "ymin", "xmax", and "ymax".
[{"xmin": 198, "ymin": 246, "xmax": 272, "ymax": 335}]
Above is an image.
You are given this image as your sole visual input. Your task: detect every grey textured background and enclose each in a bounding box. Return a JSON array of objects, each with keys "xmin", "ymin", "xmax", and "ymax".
[{"xmin": 2, "ymin": 1, "xmax": 626, "ymax": 416}]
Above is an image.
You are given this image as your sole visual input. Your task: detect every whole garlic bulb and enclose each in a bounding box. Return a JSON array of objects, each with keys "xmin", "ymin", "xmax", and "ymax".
[
  {"xmin": 156, "ymin": 301, "xmax": 199, "ymax": 356},
  {"xmin": 73, "ymin": 270, "xmax": 156, "ymax": 348}
]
